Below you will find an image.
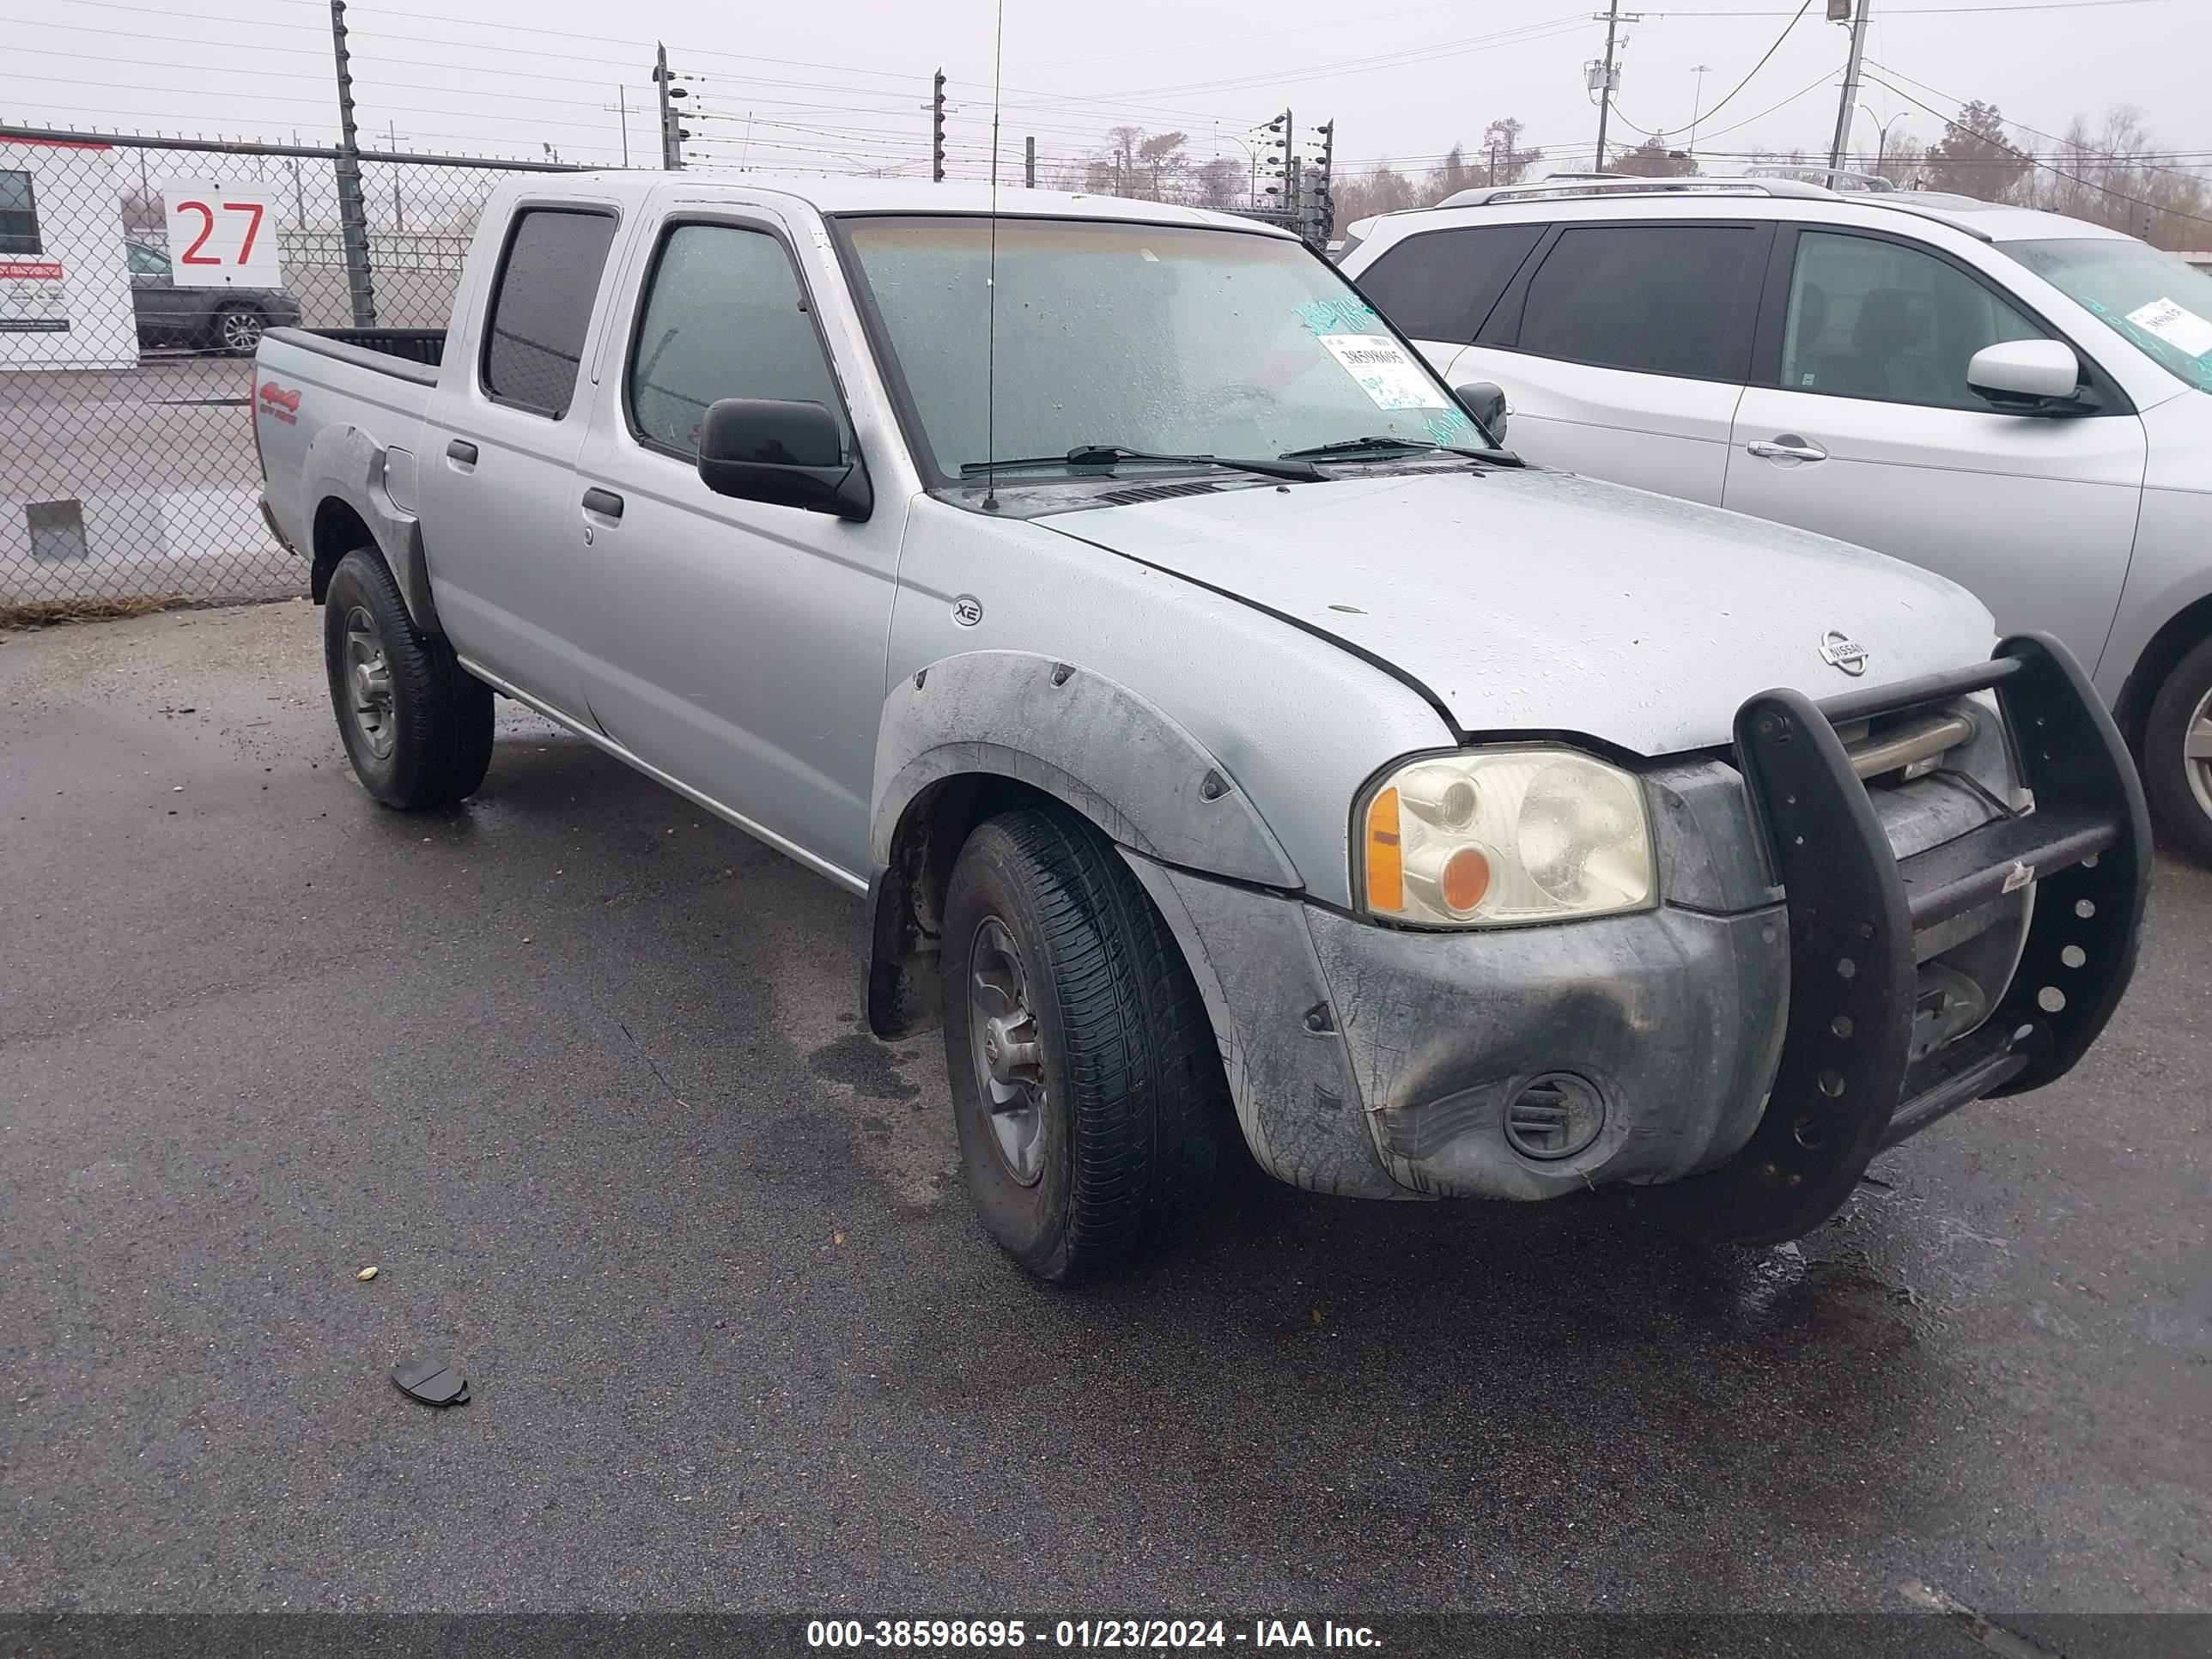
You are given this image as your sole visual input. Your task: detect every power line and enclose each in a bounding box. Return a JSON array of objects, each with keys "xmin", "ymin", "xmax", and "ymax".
[
  {"xmin": 1857, "ymin": 70, "xmax": 2212, "ymax": 227},
  {"xmin": 1692, "ymin": 0, "xmax": 1814, "ymax": 131}
]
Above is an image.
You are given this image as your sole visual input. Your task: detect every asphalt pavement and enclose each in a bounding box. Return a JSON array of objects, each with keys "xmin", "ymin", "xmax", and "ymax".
[{"xmin": 2, "ymin": 603, "xmax": 2207, "ymax": 1647}]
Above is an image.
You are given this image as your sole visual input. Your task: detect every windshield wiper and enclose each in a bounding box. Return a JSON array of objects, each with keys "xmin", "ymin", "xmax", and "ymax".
[
  {"xmin": 959, "ymin": 444, "xmax": 1323, "ymax": 483},
  {"xmin": 1278, "ymin": 434, "xmax": 1522, "ymax": 466}
]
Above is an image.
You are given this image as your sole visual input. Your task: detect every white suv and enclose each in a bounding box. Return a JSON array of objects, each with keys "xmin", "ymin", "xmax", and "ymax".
[{"xmin": 1340, "ymin": 175, "xmax": 2212, "ymax": 860}]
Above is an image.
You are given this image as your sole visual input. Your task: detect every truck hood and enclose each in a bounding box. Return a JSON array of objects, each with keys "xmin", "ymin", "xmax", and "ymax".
[{"xmin": 1036, "ymin": 465, "xmax": 1996, "ymax": 757}]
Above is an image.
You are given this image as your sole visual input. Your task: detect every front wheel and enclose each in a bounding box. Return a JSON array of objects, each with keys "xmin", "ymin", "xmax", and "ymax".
[
  {"xmin": 939, "ymin": 807, "xmax": 1225, "ymax": 1282},
  {"xmin": 2143, "ymin": 634, "xmax": 2212, "ymax": 865},
  {"xmin": 323, "ymin": 547, "xmax": 495, "ymax": 810}
]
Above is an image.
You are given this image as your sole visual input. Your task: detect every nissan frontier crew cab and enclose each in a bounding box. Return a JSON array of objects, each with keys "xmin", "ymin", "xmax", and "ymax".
[{"xmin": 253, "ymin": 174, "xmax": 2149, "ymax": 1282}]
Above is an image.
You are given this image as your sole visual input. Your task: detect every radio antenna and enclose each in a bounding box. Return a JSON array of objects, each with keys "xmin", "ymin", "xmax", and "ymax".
[{"xmin": 981, "ymin": 0, "xmax": 1006, "ymax": 512}]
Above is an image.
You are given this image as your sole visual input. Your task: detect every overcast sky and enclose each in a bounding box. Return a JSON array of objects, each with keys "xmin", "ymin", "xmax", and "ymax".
[{"xmin": 0, "ymin": 0, "xmax": 2202, "ymax": 186}]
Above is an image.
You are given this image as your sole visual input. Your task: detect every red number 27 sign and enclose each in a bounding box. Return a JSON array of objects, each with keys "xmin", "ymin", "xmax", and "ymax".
[{"xmin": 161, "ymin": 184, "xmax": 284, "ymax": 289}]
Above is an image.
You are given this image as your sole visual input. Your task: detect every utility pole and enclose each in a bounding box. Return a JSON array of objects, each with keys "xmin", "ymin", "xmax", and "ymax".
[
  {"xmin": 653, "ymin": 46, "xmax": 687, "ymax": 169},
  {"xmin": 1827, "ymin": 0, "xmax": 1872, "ymax": 176},
  {"xmin": 1024, "ymin": 135, "xmax": 1036, "ymax": 189},
  {"xmin": 602, "ymin": 86, "xmax": 631, "ymax": 168},
  {"xmin": 1591, "ymin": 0, "xmax": 1637, "ymax": 171},
  {"xmin": 1688, "ymin": 64, "xmax": 1711, "ymax": 160},
  {"xmin": 326, "ymin": 0, "xmax": 377, "ymax": 326},
  {"xmin": 931, "ymin": 70, "xmax": 947, "ymax": 183}
]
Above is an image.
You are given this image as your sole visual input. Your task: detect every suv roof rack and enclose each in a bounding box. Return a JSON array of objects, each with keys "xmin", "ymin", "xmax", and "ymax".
[
  {"xmin": 1437, "ymin": 173, "xmax": 1838, "ymax": 208},
  {"xmin": 1744, "ymin": 164, "xmax": 1897, "ymax": 192},
  {"xmin": 1425, "ymin": 170, "xmax": 2002, "ymax": 242}
]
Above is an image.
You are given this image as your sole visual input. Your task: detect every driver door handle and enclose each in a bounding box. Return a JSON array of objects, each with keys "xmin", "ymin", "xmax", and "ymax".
[
  {"xmin": 580, "ymin": 487, "xmax": 624, "ymax": 521},
  {"xmin": 1746, "ymin": 436, "xmax": 1828, "ymax": 463}
]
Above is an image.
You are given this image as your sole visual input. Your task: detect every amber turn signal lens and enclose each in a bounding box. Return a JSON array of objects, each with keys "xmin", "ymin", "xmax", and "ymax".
[
  {"xmin": 1364, "ymin": 786, "xmax": 1404, "ymax": 913},
  {"xmin": 1440, "ymin": 844, "xmax": 1492, "ymax": 914}
]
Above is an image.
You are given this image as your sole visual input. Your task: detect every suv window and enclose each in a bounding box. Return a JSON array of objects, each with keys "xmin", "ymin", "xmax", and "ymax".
[
  {"xmin": 481, "ymin": 207, "xmax": 619, "ymax": 417},
  {"xmin": 127, "ymin": 242, "xmax": 171, "ymax": 276},
  {"xmin": 1517, "ymin": 223, "xmax": 1757, "ymax": 380},
  {"xmin": 628, "ymin": 222, "xmax": 848, "ymax": 460},
  {"xmin": 1780, "ymin": 230, "xmax": 2044, "ymax": 410},
  {"xmin": 1355, "ymin": 223, "xmax": 1542, "ymax": 345}
]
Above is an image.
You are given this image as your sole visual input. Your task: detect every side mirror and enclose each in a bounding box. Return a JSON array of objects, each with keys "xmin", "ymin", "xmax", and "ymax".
[
  {"xmin": 1967, "ymin": 339, "xmax": 2088, "ymax": 415},
  {"xmin": 1454, "ymin": 380, "xmax": 1510, "ymax": 447},
  {"xmin": 696, "ymin": 398, "xmax": 872, "ymax": 521}
]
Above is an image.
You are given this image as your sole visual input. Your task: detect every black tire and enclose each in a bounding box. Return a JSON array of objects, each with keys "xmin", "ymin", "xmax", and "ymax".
[
  {"xmin": 210, "ymin": 303, "xmax": 264, "ymax": 355},
  {"xmin": 2143, "ymin": 633, "xmax": 2212, "ymax": 865},
  {"xmin": 323, "ymin": 547, "xmax": 495, "ymax": 811},
  {"xmin": 940, "ymin": 807, "xmax": 1225, "ymax": 1282}
]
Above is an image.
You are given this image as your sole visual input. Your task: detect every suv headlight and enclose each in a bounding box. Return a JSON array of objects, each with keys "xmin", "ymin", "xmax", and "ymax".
[{"xmin": 1357, "ymin": 749, "xmax": 1656, "ymax": 927}]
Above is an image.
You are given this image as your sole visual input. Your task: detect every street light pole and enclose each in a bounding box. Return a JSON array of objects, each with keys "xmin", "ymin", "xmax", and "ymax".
[{"xmin": 1688, "ymin": 63, "xmax": 1711, "ymax": 160}]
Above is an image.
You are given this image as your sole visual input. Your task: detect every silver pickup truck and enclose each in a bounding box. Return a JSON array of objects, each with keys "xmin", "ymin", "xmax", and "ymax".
[{"xmin": 253, "ymin": 173, "xmax": 2149, "ymax": 1282}]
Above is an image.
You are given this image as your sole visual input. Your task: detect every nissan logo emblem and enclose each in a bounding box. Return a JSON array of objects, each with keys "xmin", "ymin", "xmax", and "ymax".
[{"xmin": 1820, "ymin": 629, "xmax": 1869, "ymax": 677}]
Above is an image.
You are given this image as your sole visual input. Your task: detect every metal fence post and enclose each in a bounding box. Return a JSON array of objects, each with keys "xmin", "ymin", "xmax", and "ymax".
[{"xmin": 327, "ymin": 0, "xmax": 378, "ymax": 326}]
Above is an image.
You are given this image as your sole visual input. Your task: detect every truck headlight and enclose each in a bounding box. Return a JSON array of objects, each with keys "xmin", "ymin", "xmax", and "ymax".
[{"xmin": 1357, "ymin": 749, "xmax": 1656, "ymax": 926}]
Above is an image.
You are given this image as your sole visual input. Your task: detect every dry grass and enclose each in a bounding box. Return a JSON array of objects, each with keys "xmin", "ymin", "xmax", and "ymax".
[{"xmin": 0, "ymin": 595, "xmax": 179, "ymax": 631}]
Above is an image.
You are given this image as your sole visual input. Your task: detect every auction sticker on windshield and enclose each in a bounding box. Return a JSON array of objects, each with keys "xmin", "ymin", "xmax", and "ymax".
[
  {"xmin": 2125, "ymin": 296, "xmax": 2212, "ymax": 359},
  {"xmin": 1316, "ymin": 333, "xmax": 1450, "ymax": 410}
]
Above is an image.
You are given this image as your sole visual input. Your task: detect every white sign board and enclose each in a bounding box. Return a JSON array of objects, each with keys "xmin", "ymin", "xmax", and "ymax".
[{"xmin": 161, "ymin": 181, "xmax": 283, "ymax": 289}]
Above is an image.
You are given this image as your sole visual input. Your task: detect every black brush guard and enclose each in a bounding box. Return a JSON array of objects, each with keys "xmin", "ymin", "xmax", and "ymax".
[{"xmin": 1642, "ymin": 633, "xmax": 2150, "ymax": 1246}]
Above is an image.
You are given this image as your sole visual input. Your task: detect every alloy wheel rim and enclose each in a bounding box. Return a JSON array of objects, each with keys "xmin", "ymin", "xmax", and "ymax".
[
  {"xmin": 967, "ymin": 915, "xmax": 1048, "ymax": 1187},
  {"xmin": 221, "ymin": 311, "xmax": 260, "ymax": 350},
  {"xmin": 2187, "ymin": 684, "xmax": 2212, "ymax": 823},
  {"xmin": 343, "ymin": 605, "xmax": 397, "ymax": 760}
]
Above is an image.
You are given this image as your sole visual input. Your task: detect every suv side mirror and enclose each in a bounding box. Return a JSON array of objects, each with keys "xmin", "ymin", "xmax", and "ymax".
[
  {"xmin": 1454, "ymin": 380, "xmax": 1510, "ymax": 447},
  {"xmin": 1967, "ymin": 339, "xmax": 2089, "ymax": 415},
  {"xmin": 696, "ymin": 398, "xmax": 872, "ymax": 521}
]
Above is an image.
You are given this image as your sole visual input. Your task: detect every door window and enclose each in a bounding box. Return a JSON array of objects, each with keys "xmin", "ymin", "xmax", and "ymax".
[
  {"xmin": 1516, "ymin": 223, "xmax": 1758, "ymax": 380},
  {"xmin": 126, "ymin": 243, "xmax": 171, "ymax": 276},
  {"xmin": 1354, "ymin": 223, "xmax": 1543, "ymax": 345},
  {"xmin": 626, "ymin": 222, "xmax": 848, "ymax": 461},
  {"xmin": 480, "ymin": 207, "xmax": 620, "ymax": 418},
  {"xmin": 1779, "ymin": 230, "xmax": 2044, "ymax": 410}
]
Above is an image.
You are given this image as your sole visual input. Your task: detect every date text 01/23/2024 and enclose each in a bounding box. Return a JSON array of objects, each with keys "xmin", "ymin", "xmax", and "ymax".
[{"xmin": 804, "ymin": 1619, "xmax": 1383, "ymax": 1650}]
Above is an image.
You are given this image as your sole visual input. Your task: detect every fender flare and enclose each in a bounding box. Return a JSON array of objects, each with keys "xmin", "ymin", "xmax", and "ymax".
[
  {"xmin": 863, "ymin": 650, "xmax": 1302, "ymax": 1036},
  {"xmin": 301, "ymin": 423, "xmax": 441, "ymax": 634}
]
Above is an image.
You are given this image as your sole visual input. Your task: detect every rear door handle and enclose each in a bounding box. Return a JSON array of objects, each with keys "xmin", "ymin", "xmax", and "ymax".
[
  {"xmin": 581, "ymin": 486, "xmax": 624, "ymax": 521},
  {"xmin": 445, "ymin": 438, "xmax": 478, "ymax": 465},
  {"xmin": 1746, "ymin": 436, "xmax": 1828, "ymax": 463}
]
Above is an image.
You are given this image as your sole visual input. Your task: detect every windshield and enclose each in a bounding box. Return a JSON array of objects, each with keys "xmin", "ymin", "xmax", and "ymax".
[
  {"xmin": 837, "ymin": 216, "xmax": 1482, "ymax": 480},
  {"xmin": 2004, "ymin": 236, "xmax": 2212, "ymax": 392}
]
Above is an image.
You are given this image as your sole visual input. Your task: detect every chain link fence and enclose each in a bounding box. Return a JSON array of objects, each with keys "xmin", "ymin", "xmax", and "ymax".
[{"xmin": 2, "ymin": 128, "xmax": 581, "ymax": 617}]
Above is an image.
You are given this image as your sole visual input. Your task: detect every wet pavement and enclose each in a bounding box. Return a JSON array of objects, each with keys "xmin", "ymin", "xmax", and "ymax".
[{"xmin": 2, "ymin": 603, "xmax": 2207, "ymax": 1644}]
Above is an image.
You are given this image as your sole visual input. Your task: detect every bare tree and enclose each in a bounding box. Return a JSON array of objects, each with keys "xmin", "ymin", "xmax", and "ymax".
[
  {"xmin": 1426, "ymin": 144, "xmax": 1477, "ymax": 200},
  {"xmin": 1193, "ymin": 155, "xmax": 1243, "ymax": 209},
  {"xmin": 1613, "ymin": 134, "xmax": 1698, "ymax": 178},
  {"xmin": 1921, "ymin": 100, "xmax": 2030, "ymax": 201},
  {"xmin": 2031, "ymin": 105, "xmax": 2211, "ymax": 249},
  {"xmin": 1480, "ymin": 118, "xmax": 1543, "ymax": 185},
  {"xmin": 1135, "ymin": 131, "xmax": 1188, "ymax": 202}
]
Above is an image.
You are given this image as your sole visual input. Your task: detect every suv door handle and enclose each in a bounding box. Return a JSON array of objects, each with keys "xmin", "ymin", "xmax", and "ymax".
[
  {"xmin": 580, "ymin": 487, "xmax": 624, "ymax": 521},
  {"xmin": 445, "ymin": 438, "xmax": 478, "ymax": 465},
  {"xmin": 1746, "ymin": 436, "xmax": 1828, "ymax": 463}
]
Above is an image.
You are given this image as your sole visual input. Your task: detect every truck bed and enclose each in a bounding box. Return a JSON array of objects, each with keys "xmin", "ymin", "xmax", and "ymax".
[{"xmin": 264, "ymin": 325, "xmax": 447, "ymax": 382}]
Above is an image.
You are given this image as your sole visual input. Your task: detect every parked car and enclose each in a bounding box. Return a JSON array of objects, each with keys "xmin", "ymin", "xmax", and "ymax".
[
  {"xmin": 1339, "ymin": 174, "xmax": 2212, "ymax": 862},
  {"xmin": 252, "ymin": 173, "xmax": 2146, "ymax": 1282},
  {"xmin": 126, "ymin": 239, "xmax": 301, "ymax": 353}
]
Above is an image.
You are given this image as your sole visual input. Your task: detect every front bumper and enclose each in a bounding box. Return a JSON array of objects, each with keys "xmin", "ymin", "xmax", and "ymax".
[{"xmin": 1126, "ymin": 633, "xmax": 2149, "ymax": 1235}]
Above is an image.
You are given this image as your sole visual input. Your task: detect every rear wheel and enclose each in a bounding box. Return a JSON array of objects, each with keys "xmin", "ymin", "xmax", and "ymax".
[
  {"xmin": 212, "ymin": 304, "xmax": 264, "ymax": 354},
  {"xmin": 323, "ymin": 547, "xmax": 494, "ymax": 810},
  {"xmin": 939, "ymin": 806, "xmax": 1224, "ymax": 1282},
  {"xmin": 2143, "ymin": 635, "xmax": 2212, "ymax": 865}
]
